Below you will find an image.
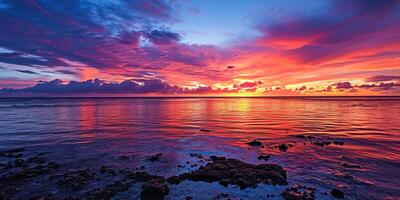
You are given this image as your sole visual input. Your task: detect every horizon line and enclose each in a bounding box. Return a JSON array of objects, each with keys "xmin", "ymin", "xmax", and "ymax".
[{"xmin": 1, "ymin": 95, "xmax": 400, "ymax": 99}]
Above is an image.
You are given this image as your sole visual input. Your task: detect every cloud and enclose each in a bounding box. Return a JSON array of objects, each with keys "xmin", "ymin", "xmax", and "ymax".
[
  {"xmin": 296, "ymin": 86, "xmax": 307, "ymax": 91},
  {"xmin": 0, "ymin": 78, "xmax": 238, "ymax": 96},
  {"xmin": 0, "ymin": 0, "xmax": 200, "ymax": 70},
  {"xmin": 15, "ymin": 69, "xmax": 39, "ymax": 74},
  {"xmin": 54, "ymin": 70, "xmax": 79, "ymax": 75},
  {"xmin": 0, "ymin": 0, "xmax": 399, "ymax": 96},
  {"xmin": 125, "ymin": 0, "xmax": 176, "ymax": 22},
  {"xmin": 19, "ymin": 78, "xmax": 177, "ymax": 94},
  {"xmin": 235, "ymin": 81, "xmax": 263, "ymax": 89},
  {"xmin": 314, "ymin": 80, "xmax": 400, "ymax": 93},
  {"xmin": 0, "ymin": 52, "xmax": 23, "ymax": 58},
  {"xmin": 255, "ymin": 0, "xmax": 400, "ymax": 65},
  {"xmin": 366, "ymin": 75, "xmax": 400, "ymax": 82},
  {"xmin": 334, "ymin": 82, "xmax": 353, "ymax": 89},
  {"xmin": 144, "ymin": 29, "xmax": 181, "ymax": 45},
  {"xmin": 358, "ymin": 82, "xmax": 399, "ymax": 90},
  {"xmin": 331, "ymin": 80, "xmax": 399, "ymax": 91}
]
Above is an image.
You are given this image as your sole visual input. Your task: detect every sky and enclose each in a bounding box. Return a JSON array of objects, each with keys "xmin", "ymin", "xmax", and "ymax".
[{"xmin": 0, "ymin": 0, "xmax": 399, "ymax": 96}]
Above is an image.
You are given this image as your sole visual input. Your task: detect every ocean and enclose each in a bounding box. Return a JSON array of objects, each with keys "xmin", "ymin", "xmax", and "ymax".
[{"xmin": 0, "ymin": 97, "xmax": 399, "ymax": 199}]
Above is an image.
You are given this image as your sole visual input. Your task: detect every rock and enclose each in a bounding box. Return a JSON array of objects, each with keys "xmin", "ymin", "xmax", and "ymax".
[
  {"xmin": 13, "ymin": 159, "xmax": 27, "ymax": 167},
  {"xmin": 190, "ymin": 153, "xmax": 203, "ymax": 159},
  {"xmin": 27, "ymin": 156, "xmax": 46, "ymax": 164},
  {"xmin": 257, "ymin": 154, "xmax": 271, "ymax": 161},
  {"xmin": 149, "ymin": 153, "xmax": 162, "ymax": 162},
  {"xmin": 47, "ymin": 162, "xmax": 60, "ymax": 170},
  {"xmin": 141, "ymin": 179, "xmax": 170, "ymax": 200},
  {"xmin": 125, "ymin": 171, "xmax": 162, "ymax": 182},
  {"xmin": 209, "ymin": 156, "xmax": 226, "ymax": 161},
  {"xmin": 219, "ymin": 178, "xmax": 229, "ymax": 187},
  {"xmin": 0, "ymin": 148, "xmax": 25, "ymax": 158},
  {"xmin": 1, "ymin": 162, "xmax": 59, "ymax": 183},
  {"xmin": 100, "ymin": 165, "xmax": 116, "ymax": 176},
  {"xmin": 179, "ymin": 157, "xmax": 287, "ymax": 189},
  {"xmin": 213, "ymin": 192, "xmax": 229, "ymax": 199},
  {"xmin": 247, "ymin": 140, "xmax": 263, "ymax": 147},
  {"xmin": 0, "ymin": 184, "xmax": 20, "ymax": 199},
  {"xmin": 278, "ymin": 144, "xmax": 289, "ymax": 152},
  {"xmin": 108, "ymin": 170, "xmax": 117, "ymax": 176},
  {"xmin": 342, "ymin": 163, "xmax": 361, "ymax": 169},
  {"xmin": 55, "ymin": 169, "xmax": 94, "ymax": 190},
  {"xmin": 185, "ymin": 196, "xmax": 193, "ymax": 200},
  {"xmin": 100, "ymin": 165, "xmax": 108, "ymax": 173},
  {"xmin": 82, "ymin": 179, "xmax": 134, "ymax": 199},
  {"xmin": 331, "ymin": 188, "xmax": 344, "ymax": 199},
  {"xmin": 28, "ymin": 193, "xmax": 55, "ymax": 200},
  {"xmin": 282, "ymin": 185, "xmax": 315, "ymax": 200},
  {"xmin": 237, "ymin": 178, "xmax": 250, "ymax": 189},
  {"xmin": 167, "ymin": 176, "xmax": 181, "ymax": 185},
  {"xmin": 70, "ymin": 171, "xmax": 163, "ymax": 199},
  {"xmin": 294, "ymin": 135, "xmax": 344, "ymax": 147},
  {"xmin": 3, "ymin": 157, "xmax": 45, "ymax": 169}
]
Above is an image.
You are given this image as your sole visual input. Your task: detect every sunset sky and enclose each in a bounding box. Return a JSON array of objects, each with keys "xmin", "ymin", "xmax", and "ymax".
[{"xmin": 0, "ymin": 0, "xmax": 400, "ymax": 96}]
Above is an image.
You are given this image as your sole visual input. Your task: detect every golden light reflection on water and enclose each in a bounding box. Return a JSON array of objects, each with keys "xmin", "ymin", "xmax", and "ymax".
[{"xmin": 49, "ymin": 98, "xmax": 399, "ymax": 162}]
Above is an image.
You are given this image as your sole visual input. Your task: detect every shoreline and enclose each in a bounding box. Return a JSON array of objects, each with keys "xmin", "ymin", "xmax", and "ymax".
[{"xmin": 0, "ymin": 136, "xmax": 348, "ymax": 200}]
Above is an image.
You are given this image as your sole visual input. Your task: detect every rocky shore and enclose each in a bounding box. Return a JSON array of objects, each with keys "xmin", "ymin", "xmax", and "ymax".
[{"xmin": 0, "ymin": 134, "xmax": 349, "ymax": 200}]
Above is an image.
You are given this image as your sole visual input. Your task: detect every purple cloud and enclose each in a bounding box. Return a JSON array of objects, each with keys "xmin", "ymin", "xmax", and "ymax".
[
  {"xmin": 334, "ymin": 82, "xmax": 353, "ymax": 89},
  {"xmin": 235, "ymin": 81, "xmax": 263, "ymax": 89},
  {"xmin": 15, "ymin": 69, "xmax": 39, "ymax": 75},
  {"xmin": 0, "ymin": 0, "xmax": 208, "ymax": 71},
  {"xmin": 144, "ymin": 30, "xmax": 181, "ymax": 45},
  {"xmin": 0, "ymin": 78, "xmax": 238, "ymax": 96},
  {"xmin": 366, "ymin": 75, "xmax": 400, "ymax": 82},
  {"xmin": 358, "ymin": 82, "xmax": 399, "ymax": 90},
  {"xmin": 18, "ymin": 78, "xmax": 178, "ymax": 94},
  {"xmin": 126, "ymin": 0, "xmax": 175, "ymax": 22}
]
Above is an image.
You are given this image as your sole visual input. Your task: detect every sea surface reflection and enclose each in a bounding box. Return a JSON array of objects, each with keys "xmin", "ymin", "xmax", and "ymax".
[{"xmin": 0, "ymin": 97, "xmax": 399, "ymax": 199}]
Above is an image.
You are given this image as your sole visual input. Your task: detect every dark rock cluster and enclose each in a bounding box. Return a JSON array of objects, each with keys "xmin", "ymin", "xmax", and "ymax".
[
  {"xmin": 0, "ymin": 148, "xmax": 25, "ymax": 158},
  {"xmin": 148, "ymin": 153, "xmax": 162, "ymax": 162},
  {"xmin": 0, "ymin": 144, "xmax": 348, "ymax": 200},
  {"xmin": 53, "ymin": 169, "xmax": 95, "ymax": 190},
  {"xmin": 246, "ymin": 140, "xmax": 263, "ymax": 147},
  {"xmin": 257, "ymin": 154, "xmax": 271, "ymax": 161},
  {"xmin": 294, "ymin": 134, "xmax": 345, "ymax": 147},
  {"xmin": 331, "ymin": 188, "xmax": 345, "ymax": 199},
  {"xmin": 179, "ymin": 156, "xmax": 287, "ymax": 189},
  {"xmin": 282, "ymin": 185, "xmax": 315, "ymax": 200},
  {"xmin": 141, "ymin": 179, "xmax": 170, "ymax": 200},
  {"xmin": 0, "ymin": 148, "xmax": 60, "ymax": 199}
]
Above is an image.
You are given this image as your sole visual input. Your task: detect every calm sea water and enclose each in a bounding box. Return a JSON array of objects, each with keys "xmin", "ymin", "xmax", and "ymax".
[{"xmin": 0, "ymin": 97, "xmax": 399, "ymax": 199}]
